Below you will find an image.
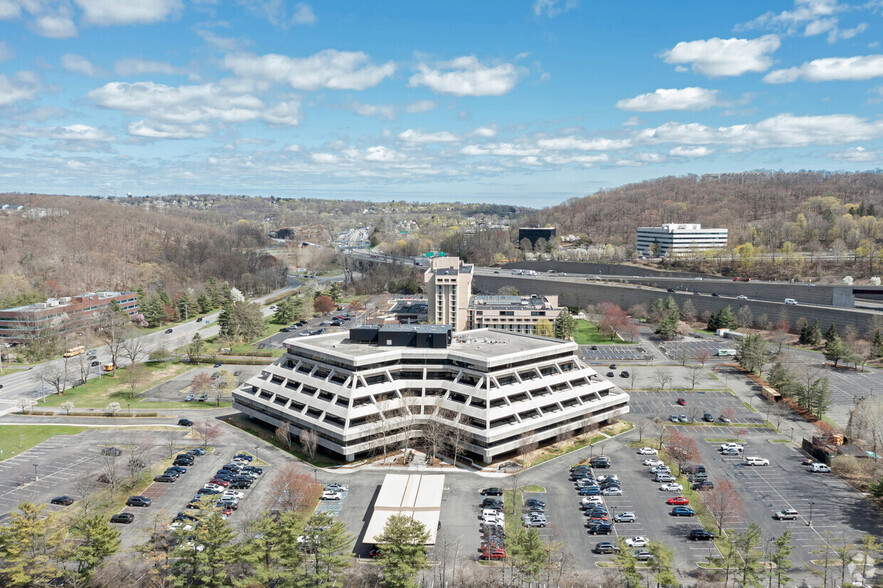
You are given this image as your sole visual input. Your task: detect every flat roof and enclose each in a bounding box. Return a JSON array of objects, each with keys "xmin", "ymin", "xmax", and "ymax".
[
  {"xmin": 287, "ymin": 327, "xmax": 572, "ymax": 366},
  {"xmin": 469, "ymin": 295, "xmax": 553, "ymax": 310},
  {"xmin": 363, "ymin": 474, "xmax": 445, "ymax": 545}
]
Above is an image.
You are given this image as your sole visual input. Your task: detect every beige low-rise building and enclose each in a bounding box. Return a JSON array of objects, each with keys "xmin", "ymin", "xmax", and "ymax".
[{"xmin": 468, "ymin": 294, "xmax": 563, "ymax": 335}]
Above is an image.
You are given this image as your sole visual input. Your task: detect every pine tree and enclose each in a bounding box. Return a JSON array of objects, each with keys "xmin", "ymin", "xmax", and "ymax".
[
  {"xmin": 873, "ymin": 330, "xmax": 883, "ymax": 358},
  {"xmin": 176, "ymin": 291, "xmax": 194, "ymax": 321},
  {"xmin": 718, "ymin": 305, "xmax": 738, "ymax": 329},
  {"xmin": 554, "ymin": 311, "xmax": 576, "ymax": 339},
  {"xmin": 509, "ymin": 526, "xmax": 550, "ymax": 582},
  {"xmin": 808, "ymin": 319, "xmax": 823, "ymax": 346},
  {"xmin": 824, "ymin": 323, "xmax": 838, "ymax": 343},
  {"xmin": 197, "ymin": 292, "xmax": 212, "ymax": 313},
  {"xmin": 301, "ymin": 512, "xmax": 353, "ymax": 587},
  {"xmin": 798, "ymin": 322, "xmax": 810, "ymax": 345},
  {"xmin": 769, "ymin": 530, "xmax": 793, "ymax": 588},
  {"xmin": 374, "ymin": 515, "xmax": 429, "ymax": 588},
  {"xmin": 707, "ymin": 309, "xmax": 720, "ymax": 332},
  {"xmin": 170, "ymin": 510, "xmax": 236, "ymax": 586},
  {"xmin": 237, "ymin": 511, "xmax": 305, "ymax": 585},
  {"xmin": 0, "ymin": 502, "xmax": 63, "ymax": 587},
  {"xmin": 824, "ymin": 335, "xmax": 846, "ymax": 367},
  {"xmin": 218, "ymin": 302, "xmax": 234, "ymax": 339},
  {"xmin": 69, "ymin": 514, "xmax": 121, "ymax": 582}
]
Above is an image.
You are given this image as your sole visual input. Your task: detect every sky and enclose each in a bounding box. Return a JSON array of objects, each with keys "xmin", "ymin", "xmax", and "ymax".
[{"xmin": 0, "ymin": 0, "xmax": 882, "ymax": 206}]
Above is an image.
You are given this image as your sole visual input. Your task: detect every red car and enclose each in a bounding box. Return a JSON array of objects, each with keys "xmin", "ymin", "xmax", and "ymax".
[
  {"xmin": 667, "ymin": 496, "xmax": 690, "ymax": 506},
  {"xmin": 480, "ymin": 547, "xmax": 506, "ymax": 560},
  {"xmin": 209, "ymin": 478, "xmax": 230, "ymax": 487},
  {"xmin": 676, "ymin": 398, "xmax": 687, "ymax": 406}
]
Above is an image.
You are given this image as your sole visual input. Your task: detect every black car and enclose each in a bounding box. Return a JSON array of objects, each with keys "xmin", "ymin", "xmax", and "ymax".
[
  {"xmin": 590, "ymin": 458, "xmax": 611, "ymax": 469},
  {"xmin": 593, "ymin": 542, "xmax": 620, "ymax": 554},
  {"xmin": 703, "ymin": 412, "xmax": 714, "ymax": 422},
  {"xmin": 165, "ymin": 328, "xmax": 173, "ymax": 334},
  {"xmin": 101, "ymin": 447, "xmax": 123, "ymax": 456},
  {"xmin": 196, "ymin": 317, "xmax": 203, "ymax": 322},
  {"xmin": 91, "ymin": 360, "xmax": 100, "ymax": 366},
  {"xmin": 606, "ymin": 371, "xmax": 615, "ymax": 377},
  {"xmin": 667, "ymin": 288, "xmax": 676, "ymax": 293},
  {"xmin": 620, "ymin": 371, "xmax": 629, "ymax": 378},
  {"xmin": 229, "ymin": 480, "xmax": 252, "ymax": 489},
  {"xmin": 177, "ymin": 419, "xmax": 193, "ymax": 427},
  {"xmin": 480, "ymin": 488, "xmax": 503, "ymax": 496},
  {"xmin": 524, "ymin": 499, "xmax": 546, "ymax": 508},
  {"xmin": 241, "ymin": 465, "xmax": 262, "ymax": 474},
  {"xmin": 197, "ymin": 488, "xmax": 222, "ymax": 495},
  {"xmin": 174, "ymin": 456, "xmax": 195, "ymax": 465},
  {"xmin": 280, "ymin": 327, "xmax": 291, "ymax": 332},
  {"xmin": 127, "ymin": 496, "xmax": 152, "ymax": 507},
  {"xmin": 50, "ymin": 496, "xmax": 75, "ymax": 506},
  {"xmin": 692, "ymin": 481, "xmax": 715, "ymax": 491},
  {"xmin": 711, "ymin": 293, "xmax": 719, "ymax": 297},
  {"xmin": 214, "ymin": 362, "xmax": 223, "ymax": 368},
  {"xmin": 162, "ymin": 469, "xmax": 181, "ymax": 479},
  {"xmin": 216, "ymin": 499, "xmax": 239, "ymax": 510},
  {"xmin": 481, "ymin": 498, "xmax": 503, "ymax": 509},
  {"xmin": 176, "ymin": 453, "xmax": 195, "ymax": 462},
  {"xmin": 588, "ymin": 523, "xmax": 613, "ymax": 535},
  {"xmin": 154, "ymin": 474, "xmax": 176, "ymax": 483},
  {"xmin": 689, "ymin": 529, "xmax": 714, "ymax": 541},
  {"xmin": 111, "ymin": 513, "xmax": 135, "ymax": 524}
]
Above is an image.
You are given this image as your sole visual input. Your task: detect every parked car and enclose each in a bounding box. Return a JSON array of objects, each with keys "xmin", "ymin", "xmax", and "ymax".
[
  {"xmin": 810, "ymin": 462, "xmax": 831, "ymax": 473},
  {"xmin": 676, "ymin": 397, "xmax": 687, "ymax": 406},
  {"xmin": 480, "ymin": 487, "xmax": 503, "ymax": 496},
  {"xmin": 167, "ymin": 466, "xmax": 188, "ymax": 475},
  {"xmin": 234, "ymin": 453, "xmax": 254, "ymax": 462},
  {"xmin": 721, "ymin": 447, "xmax": 741, "ymax": 456},
  {"xmin": 184, "ymin": 394, "xmax": 195, "ymax": 401},
  {"xmin": 587, "ymin": 522, "xmax": 613, "ymax": 535},
  {"xmin": 670, "ymin": 506, "xmax": 696, "ymax": 517},
  {"xmin": 127, "ymin": 496, "xmax": 152, "ymax": 507},
  {"xmin": 154, "ymin": 475, "xmax": 176, "ymax": 483},
  {"xmin": 667, "ymin": 496, "xmax": 689, "ymax": 506},
  {"xmin": 101, "ymin": 447, "xmax": 123, "ymax": 456},
  {"xmin": 580, "ymin": 496, "xmax": 604, "ymax": 508},
  {"xmin": 703, "ymin": 412, "xmax": 714, "ymax": 422},
  {"xmin": 636, "ymin": 447, "xmax": 658, "ymax": 455},
  {"xmin": 693, "ymin": 481, "xmax": 715, "ymax": 491},
  {"xmin": 678, "ymin": 415, "xmax": 688, "ymax": 422},
  {"xmin": 613, "ymin": 511, "xmax": 636, "ymax": 523},
  {"xmin": 625, "ymin": 536, "xmax": 648, "ymax": 547},
  {"xmin": 745, "ymin": 456, "xmax": 770, "ymax": 466},
  {"xmin": 669, "ymin": 415, "xmax": 679, "ymax": 422},
  {"xmin": 606, "ymin": 371, "xmax": 615, "ymax": 377},
  {"xmin": 659, "ymin": 483, "xmax": 682, "ymax": 492},
  {"xmin": 577, "ymin": 486, "xmax": 601, "ymax": 496},
  {"xmin": 177, "ymin": 418, "xmax": 193, "ymax": 427},
  {"xmin": 50, "ymin": 496, "xmax": 75, "ymax": 506},
  {"xmin": 720, "ymin": 442, "xmax": 744, "ymax": 452},
  {"xmin": 643, "ymin": 458, "xmax": 663, "ymax": 467},
  {"xmin": 635, "ymin": 550, "xmax": 655, "ymax": 561},
  {"xmin": 187, "ymin": 448, "xmax": 206, "ymax": 456},
  {"xmin": 601, "ymin": 487, "xmax": 623, "ymax": 496},
  {"xmin": 165, "ymin": 328, "xmax": 173, "ymax": 334},
  {"xmin": 214, "ymin": 362, "xmax": 223, "ymax": 368},
  {"xmin": 689, "ymin": 529, "xmax": 715, "ymax": 541},
  {"xmin": 524, "ymin": 499, "xmax": 546, "ymax": 508},
  {"xmin": 719, "ymin": 415, "xmax": 732, "ymax": 423},
  {"xmin": 522, "ymin": 515, "xmax": 547, "ymax": 528},
  {"xmin": 321, "ymin": 490, "xmax": 342, "ymax": 500},
  {"xmin": 619, "ymin": 371, "xmax": 629, "ymax": 378},
  {"xmin": 593, "ymin": 542, "xmax": 620, "ymax": 554},
  {"xmin": 111, "ymin": 513, "xmax": 135, "ymax": 524},
  {"xmin": 774, "ymin": 508, "xmax": 799, "ymax": 520}
]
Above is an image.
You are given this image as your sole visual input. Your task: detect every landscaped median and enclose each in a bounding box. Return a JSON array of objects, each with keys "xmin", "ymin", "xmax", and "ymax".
[{"xmin": 520, "ymin": 420, "xmax": 634, "ymax": 469}]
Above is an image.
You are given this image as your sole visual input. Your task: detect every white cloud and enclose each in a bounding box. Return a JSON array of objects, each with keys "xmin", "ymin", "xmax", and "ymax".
[
  {"xmin": 461, "ymin": 143, "xmax": 541, "ymax": 157},
  {"xmin": 61, "ymin": 54, "xmax": 105, "ymax": 77},
  {"xmin": 537, "ymin": 136, "xmax": 632, "ymax": 150},
  {"xmin": 616, "ymin": 87, "xmax": 720, "ymax": 112},
  {"xmin": 738, "ymin": 0, "xmax": 863, "ymax": 44},
  {"xmin": 0, "ymin": 0, "xmax": 21, "ymax": 19},
  {"xmin": 0, "ymin": 71, "xmax": 41, "ymax": 107},
  {"xmin": 532, "ymin": 0, "xmax": 578, "ymax": 18},
  {"xmin": 828, "ymin": 146, "xmax": 878, "ymax": 161},
  {"xmin": 311, "ymin": 152, "xmax": 338, "ymax": 164},
  {"xmin": 51, "ymin": 123, "xmax": 114, "ymax": 142},
  {"xmin": 397, "ymin": 128, "xmax": 459, "ymax": 143},
  {"xmin": 223, "ymin": 50, "xmax": 395, "ymax": 91},
  {"xmin": 405, "ymin": 99, "xmax": 436, "ymax": 113},
  {"xmin": 661, "ymin": 35, "xmax": 781, "ymax": 77},
  {"xmin": 409, "ymin": 56, "xmax": 523, "ymax": 96},
  {"xmin": 292, "ymin": 2, "xmax": 315, "ymax": 24},
  {"xmin": 73, "ymin": 0, "xmax": 182, "ymax": 26},
  {"xmin": 350, "ymin": 102, "xmax": 396, "ymax": 120},
  {"xmin": 0, "ymin": 1, "xmax": 75, "ymax": 37},
  {"xmin": 637, "ymin": 113, "xmax": 883, "ymax": 149},
  {"xmin": 128, "ymin": 120, "xmax": 212, "ymax": 139},
  {"xmin": 115, "ymin": 58, "xmax": 187, "ymax": 77},
  {"xmin": 764, "ymin": 54, "xmax": 883, "ymax": 83},
  {"xmin": 33, "ymin": 11, "xmax": 77, "ymax": 38},
  {"xmin": 622, "ymin": 116, "xmax": 640, "ymax": 127},
  {"xmin": 0, "ymin": 41, "xmax": 14, "ymax": 62},
  {"xmin": 472, "ymin": 125, "xmax": 497, "ymax": 138},
  {"xmin": 283, "ymin": 143, "xmax": 301, "ymax": 152},
  {"xmin": 541, "ymin": 153, "xmax": 608, "ymax": 165},
  {"xmin": 262, "ymin": 100, "xmax": 300, "ymax": 126},
  {"xmin": 364, "ymin": 146, "xmax": 402, "ymax": 162},
  {"xmin": 669, "ymin": 145, "xmax": 714, "ymax": 158}
]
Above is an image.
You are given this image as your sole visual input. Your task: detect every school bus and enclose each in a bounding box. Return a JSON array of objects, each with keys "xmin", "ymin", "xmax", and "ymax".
[
  {"xmin": 103, "ymin": 363, "xmax": 117, "ymax": 372},
  {"xmin": 63, "ymin": 345, "xmax": 85, "ymax": 358}
]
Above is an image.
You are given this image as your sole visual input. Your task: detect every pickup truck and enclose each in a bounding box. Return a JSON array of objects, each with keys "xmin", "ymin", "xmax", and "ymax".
[{"xmin": 774, "ymin": 508, "xmax": 799, "ymax": 520}]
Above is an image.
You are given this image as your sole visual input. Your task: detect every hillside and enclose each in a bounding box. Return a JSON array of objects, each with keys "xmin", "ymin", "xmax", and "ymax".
[
  {"xmin": 0, "ymin": 194, "xmax": 282, "ymax": 308},
  {"xmin": 527, "ymin": 171, "xmax": 883, "ymax": 251}
]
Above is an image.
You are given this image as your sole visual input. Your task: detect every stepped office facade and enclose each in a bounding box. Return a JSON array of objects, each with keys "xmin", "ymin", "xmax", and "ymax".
[{"xmin": 233, "ymin": 325, "xmax": 629, "ymax": 463}]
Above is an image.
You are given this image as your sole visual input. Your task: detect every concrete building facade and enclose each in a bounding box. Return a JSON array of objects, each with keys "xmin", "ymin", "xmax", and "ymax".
[
  {"xmin": 424, "ymin": 256, "xmax": 473, "ymax": 332},
  {"xmin": 636, "ymin": 223, "xmax": 728, "ymax": 256},
  {"xmin": 0, "ymin": 292, "xmax": 139, "ymax": 344},
  {"xmin": 233, "ymin": 325, "xmax": 629, "ymax": 463},
  {"xmin": 467, "ymin": 294, "xmax": 563, "ymax": 335}
]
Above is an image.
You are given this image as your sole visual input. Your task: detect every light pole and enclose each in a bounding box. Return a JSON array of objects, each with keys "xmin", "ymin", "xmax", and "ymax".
[
  {"xmin": 33, "ymin": 464, "xmax": 38, "ymax": 482},
  {"xmin": 790, "ymin": 427, "xmax": 794, "ymax": 442},
  {"xmin": 807, "ymin": 501, "xmax": 814, "ymax": 526}
]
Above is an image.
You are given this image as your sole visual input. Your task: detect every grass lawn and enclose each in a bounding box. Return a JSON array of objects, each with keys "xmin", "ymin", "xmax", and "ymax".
[
  {"xmin": 185, "ymin": 318, "xmax": 286, "ymax": 359},
  {"xmin": 36, "ymin": 362, "xmax": 222, "ymax": 409},
  {"xmin": 224, "ymin": 413, "xmax": 345, "ymax": 468},
  {"xmin": 573, "ymin": 320, "xmax": 617, "ymax": 345},
  {"xmin": 0, "ymin": 424, "xmax": 88, "ymax": 460}
]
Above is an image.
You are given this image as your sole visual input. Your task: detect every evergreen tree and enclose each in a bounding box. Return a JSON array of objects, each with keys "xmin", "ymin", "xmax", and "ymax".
[
  {"xmin": 798, "ymin": 322, "xmax": 810, "ymax": 345},
  {"xmin": 187, "ymin": 333, "xmax": 205, "ymax": 364},
  {"xmin": 327, "ymin": 282, "xmax": 344, "ymax": 303},
  {"xmin": 374, "ymin": 515, "xmax": 429, "ymax": 588},
  {"xmin": 159, "ymin": 290, "xmax": 172, "ymax": 308},
  {"xmin": 824, "ymin": 323, "xmax": 838, "ymax": 343},
  {"xmin": 737, "ymin": 333, "xmax": 768, "ymax": 374},
  {"xmin": 301, "ymin": 512, "xmax": 353, "ymax": 587},
  {"xmin": 808, "ymin": 319, "xmax": 823, "ymax": 346},
  {"xmin": 707, "ymin": 309, "xmax": 720, "ymax": 331},
  {"xmin": 808, "ymin": 376, "xmax": 832, "ymax": 418},
  {"xmin": 218, "ymin": 302, "xmax": 233, "ymax": 339},
  {"xmin": 769, "ymin": 530, "xmax": 793, "ymax": 588},
  {"xmin": 611, "ymin": 538, "xmax": 641, "ymax": 587},
  {"xmin": 237, "ymin": 511, "xmax": 305, "ymax": 586},
  {"xmin": 731, "ymin": 523, "xmax": 764, "ymax": 588},
  {"xmin": 0, "ymin": 502, "xmax": 62, "ymax": 587},
  {"xmin": 657, "ymin": 312, "xmax": 679, "ymax": 340},
  {"xmin": 171, "ymin": 510, "xmax": 236, "ymax": 587},
  {"xmin": 197, "ymin": 291, "xmax": 212, "ymax": 314},
  {"xmin": 766, "ymin": 359, "xmax": 791, "ymax": 390},
  {"xmin": 176, "ymin": 291, "xmax": 195, "ymax": 322},
  {"xmin": 824, "ymin": 335, "xmax": 846, "ymax": 367},
  {"xmin": 140, "ymin": 293, "xmax": 166, "ymax": 327},
  {"xmin": 554, "ymin": 311, "xmax": 576, "ymax": 340},
  {"xmin": 509, "ymin": 526, "xmax": 550, "ymax": 582},
  {"xmin": 272, "ymin": 298, "xmax": 296, "ymax": 324},
  {"xmin": 69, "ymin": 514, "xmax": 120, "ymax": 582},
  {"xmin": 718, "ymin": 305, "xmax": 738, "ymax": 329},
  {"xmin": 647, "ymin": 540, "xmax": 678, "ymax": 588},
  {"xmin": 206, "ymin": 278, "xmax": 222, "ymax": 309},
  {"xmin": 873, "ymin": 330, "xmax": 883, "ymax": 358}
]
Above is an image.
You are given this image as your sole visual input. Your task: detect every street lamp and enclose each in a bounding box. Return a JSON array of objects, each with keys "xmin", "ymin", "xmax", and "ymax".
[
  {"xmin": 127, "ymin": 403, "xmax": 131, "ymax": 416},
  {"xmin": 807, "ymin": 501, "xmax": 814, "ymax": 526},
  {"xmin": 33, "ymin": 464, "xmax": 38, "ymax": 482}
]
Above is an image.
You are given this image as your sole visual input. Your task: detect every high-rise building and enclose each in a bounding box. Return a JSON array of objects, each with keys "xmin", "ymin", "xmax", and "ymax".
[
  {"xmin": 424, "ymin": 256, "xmax": 473, "ymax": 332},
  {"xmin": 636, "ymin": 223, "xmax": 728, "ymax": 256}
]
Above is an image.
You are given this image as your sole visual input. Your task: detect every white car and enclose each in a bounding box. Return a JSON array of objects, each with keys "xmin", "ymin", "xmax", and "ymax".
[
  {"xmin": 810, "ymin": 463, "xmax": 831, "ymax": 473},
  {"xmin": 325, "ymin": 483, "xmax": 348, "ymax": 492},
  {"xmin": 601, "ymin": 487, "xmax": 623, "ymax": 496},
  {"xmin": 596, "ymin": 474, "xmax": 618, "ymax": 483},
  {"xmin": 221, "ymin": 490, "xmax": 244, "ymax": 500},
  {"xmin": 580, "ymin": 496, "xmax": 604, "ymax": 507},
  {"xmin": 168, "ymin": 521, "xmax": 194, "ymax": 531},
  {"xmin": 636, "ymin": 447, "xmax": 658, "ymax": 455},
  {"xmin": 650, "ymin": 465, "xmax": 671, "ymax": 474},
  {"xmin": 745, "ymin": 457, "xmax": 769, "ymax": 466},
  {"xmin": 203, "ymin": 484, "xmax": 224, "ymax": 492},
  {"xmin": 659, "ymin": 483, "xmax": 683, "ymax": 492},
  {"xmin": 737, "ymin": 295, "xmax": 748, "ymax": 300},
  {"xmin": 720, "ymin": 443, "xmax": 744, "ymax": 452},
  {"xmin": 643, "ymin": 458, "xmax": 663, "ymax": 467},
  {"xmin": 321, "ymin": 490, "xmax": 342, "ymax": 500},
  {"xmin": 625, "ymin": 536, "xmax": 648, "ymax": 548}
]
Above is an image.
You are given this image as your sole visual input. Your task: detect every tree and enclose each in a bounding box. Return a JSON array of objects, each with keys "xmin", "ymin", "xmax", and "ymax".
[
  {"xmin": 374, "ymin": 515, "xmax": 429, "ymax": 588},
  {"xmin": 175, "ymin": 290, "xmax": 195, "ymax": 322},
  {"xmin": 213, "ymin": 369, "xmax": 235, "ymax": 406},
  {"xmin": 610, "ymin": 537, "xmax": 641, "ymax": 587},
  {"xmin": 106, "ymin": 401, "xmax": 121, "ymax": 416},
  {"xmin": 120, "ymin": 327, "xmax": 148, "ymax": 371},
  {"xmin": 0, "ymin": 502, "xmax": 62, "ymax": 587},
  {"xmin": 301, "ymin": 512, "xmax": 353, "ymax": 587},
  {"xmin": 170, "ymin": 508, "xmax": 236, "ymax": 586},
  {"xmin": 230, "ymin": 301, "xmax": 266, "ymax": 341},
  {"xmin": 187, "ymin": 332, "xmax": 205, "ymax": 364},
  {"xmin": 768, "ymin": 530, "xmax": 793, "ymax": 588},
  {"xmin": 194, "ymin": 419, "xmax": 222, "ymax": 449},
  {"xmin": 43, "ymin": 361, "xmax": 70, "ymax": 395},
  {"xmin": 824, "ymin": 335, "xmax": 846, "ymax": 367},
  {"xmin": 857, "ymin": 533, "xmax": 882, "ymax": 587},
  {"xmin": 737, "ymin": 333, "xmax": 768, "ymax": 375},
  {"xmin": 98, "ymin": 309, "xmax": 129, "ymax": 376},
  {"xmin": 190, "ymin": 372, "xmax": 213, "ymax": 400},
  {"xmin": 272, "ymin": 297, "xmax": 297, "ymax": 324},
  {"xmin": 509, "ymin": 526, "xmax": 550, "ymax": 583},
  {"xmin": 680, "ymin": 299, "xmax": 697, "ymax": 323},
  {"xmin": 69, "ymin": 513, "xmax": 120, "ymax": 583},
  {"xmin": 314, "ymin": 295, "xmax": 335, "ymax": 314},
  {"xmin": 736, "ymin": 304, "xmax": 754, "ymax": 328},
  {"xmin": 825, "ymin": 323, "xmax": 839, "ymax": 343},
  {"xmin": 704, "ymin": 479, "xmax": 744, "ymax": 535},
  {"xmin": 731, "ymin": 523, "xmax": 764, "ymax": 588},
  {"xmin": 688, "ymin": 365, "xmax": 703, "ymax": 390},
  {"xmin": 237, "ymin": 509, "xmax": 305, "ymax": 586},
  {"xmin": 807, "ymin": 319, "xmax": 823, "ymax": 346},
  {"xmin": 771, "ymin": 320, "xmax": 790, "ymax": 353},
  {"xmin": 533, "ymin": 318, "xmax": 555, "ymax": 338},
  {"xmin": 554, "ymin": 311, "xmax": 576, "ymax": 340},
  {"xmin": 646, "ymin": 540, "xmax": 677, "ymax": 588},
  {"xmin": 663, "ymin": 429, "xmax": 698, "ymax": 476},
  {"xmin": 124, "ymin": 361, "xmax": 147, "ymax": 399},
  {"xmin": 808, "ymin": 376, "xmax": 832, "ymax": 418},
  {"xmin": 275, "ymin": 424, "xmax": 292, "ymax": 449},
  {"xmin": 300, "ymin": 428, "xmax": 319, "ymax": 460},
  {"xmin": 654, "ymin": 368, "xmax": 672, "ymax": 392},
  {"xmin": 830, "ymin": 533, "xmax": 857, "ymax": 588},
  {"xmin": 61, "ymin": 400, "xmax": 75, "ymax": 415},
  {"xmin": 599, "ymin": 303, "xmax": 629, "ymax": 341}
]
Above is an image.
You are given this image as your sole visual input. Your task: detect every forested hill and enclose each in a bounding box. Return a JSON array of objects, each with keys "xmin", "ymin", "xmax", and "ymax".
[
  {"xmin": 527, "ymin": 171, "xmax": 883, "ymax": 249},
  {"xmin": 0, "ymin": 193, "xmax": 282, "ymax": 308}
]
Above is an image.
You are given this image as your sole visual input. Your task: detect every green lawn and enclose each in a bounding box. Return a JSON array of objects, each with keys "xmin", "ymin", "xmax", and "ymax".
[
  {"xmin": 0, "ymin": 425, "xmax": 88, "ymax": 460},
  {"xmin": 573, "ymin": 320, "xmax": 623, "ymax": 345},
  {"xmin": 36, "ymin": 361, "xmax": 220, "ymax": 409},
  {"xmin": 184, "ymin": 318, "xmax": 286, "ymax": 358}
]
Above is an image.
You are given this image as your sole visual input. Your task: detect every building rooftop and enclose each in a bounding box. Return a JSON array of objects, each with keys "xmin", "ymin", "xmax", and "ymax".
[
  {"xmin": 284, "ymin": 327, "xmax": 573, "ymax": 367},
  {"xmin": 469, "ymin": 294, "xmax": 554, "ymax": 310},
  {"xmin": 2, "ymin": 291, "xmax": 133, "ymax": 313}
]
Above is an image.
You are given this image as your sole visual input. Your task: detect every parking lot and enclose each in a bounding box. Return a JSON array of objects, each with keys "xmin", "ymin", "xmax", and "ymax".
[
  {"xmin": 659, "ymin": 339, "xmax": 731, "ymax": 361},
  {"xmin": 628, "ymin": 390, "xmax": 764, "ymax": 425},
  {"xmin": 137, "ymin": 364, "xmax": 263, "ymax": 403},
  {"xmin": 580, "ymin": 345, "xmax": 650, "ymax": 362}
]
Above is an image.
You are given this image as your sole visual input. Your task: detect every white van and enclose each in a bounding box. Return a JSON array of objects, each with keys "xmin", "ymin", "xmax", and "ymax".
[
  {"xmin": 784, "ymin": 298, "xmax": 798, "ymax": 305},
  {"xmin": 717, "ymin": 349, "xmax": 737, "ymax": 357},
  {"xmin": 810, "ymin": 462, "xmax": 831, "ymax": 473}
]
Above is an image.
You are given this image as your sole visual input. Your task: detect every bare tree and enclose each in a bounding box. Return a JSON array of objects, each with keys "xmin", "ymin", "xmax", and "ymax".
[
  {"xmin": 267, "ymin": 462, "xmax": 321, "ymax": 512},
  {"xmin": 299, "ymin": 428, "xmax": 319, "ymax": 460},
  {"xmin": 633, "ymin": 415, "xmax": 652, "ymax": 443},
  {"xmin": 442, "ymin": 415, "xmax": 470, "ymax": 466},
  {"xmin": 275, "ymin": 424, "xmax": 292, "ymax": 449},
  {"xmin": 124, "ymin": 431, "xmax": 150, "ymax": 481},
  {"xmin": 213, "ymin": 369, "xmax": 235, "ymax": 406},
  {"xmin": 688, "ymin": 365, "xmax": 703, "ymax": 390},
  {"xmin": 705, "ymin": 480, "xmax": 744, "ymax": 535},
  {"xmin": 99, "ymin": 451, "xmax": 122, "ymax": 499},
  {"xmin": 98, "ymin": 310, "xmax": 129, "ymax": 376},
  {"xmin": 654, "ymin": 368, "xmax": 672, "ymax": 392},
  {"xmin": 420, "ymin": 398, "xmax": 445, "ymax": 463},
  {"xmin": 737, "ymin": 305, "xmax": 754, "ymax": 328},
  {"xmin": 193, "ymin": 419, "xmax": 222, "ymax": 449},
  {"xmin": 518, "ymin": 431, "xmax": 539, "ymax": 466},
  {"xmin": 120, "ymin": 327, "xmax": 148, "ymax": 369},
  {"xmin": 163, "ymin": 431, "xmax": 180, "ymax": 458},
  {"xmin": 695, "ymin": 349, "xmax": 710, "ymax": 367},
  {"xmin": 43, "ymin": 359, "xmax": 71, "ymax": 395},
  {"xmin": 628, "ymin": 368, "xmax": 639, "ymax": 390},
  {"xmin": 675, "ymin": 346, "xmax": 690, "ymax": 366},
  {"xmin": 73, "ymin": 475, "xmax": 100, "ymax": 517},
  {"xmin": 124, "ymin": 361, "xmax": 147, "ymax": 399}
]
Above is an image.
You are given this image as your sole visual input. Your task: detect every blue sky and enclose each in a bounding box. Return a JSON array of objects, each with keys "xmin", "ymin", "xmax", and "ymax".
[{"xmin": 0, "ymin": 0, "xmax": 881, "ymax": 205}]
